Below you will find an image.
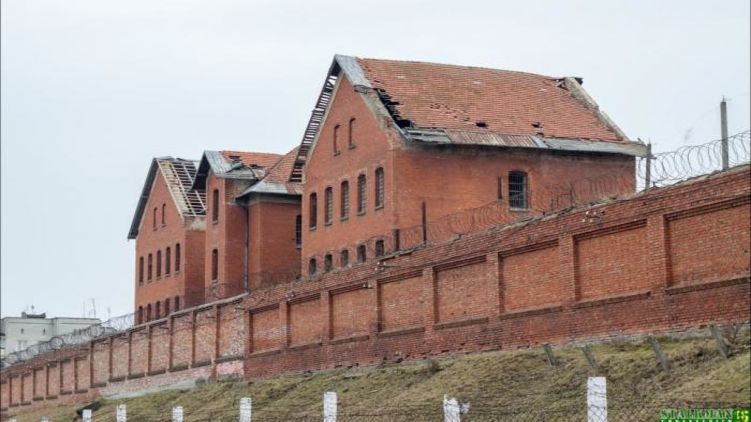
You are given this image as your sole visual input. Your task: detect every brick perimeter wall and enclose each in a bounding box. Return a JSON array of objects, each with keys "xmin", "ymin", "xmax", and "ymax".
[{"xmin": 3, "ymin": 167, "xmax": 750, "ymax": 417}]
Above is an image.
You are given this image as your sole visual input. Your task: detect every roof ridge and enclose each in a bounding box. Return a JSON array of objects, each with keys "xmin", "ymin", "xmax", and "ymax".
[{"xmin": 355, "ymin": 55, "xmax": 561, "ymax": 80}]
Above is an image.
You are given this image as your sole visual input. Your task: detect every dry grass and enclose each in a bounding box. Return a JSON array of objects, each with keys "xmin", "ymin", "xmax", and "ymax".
[{"xmin": 11, "ymin": 331, "xmax": 750, "ymax": 421}]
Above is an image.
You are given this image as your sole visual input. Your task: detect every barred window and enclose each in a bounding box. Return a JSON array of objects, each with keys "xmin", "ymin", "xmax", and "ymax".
[
  {"xmin": 340, "ymin": 249, "xmax": 349, "ymax": 267},
  {"xmin": 156, "ymin": 250, "xmax": 162, "ymax": 278},
  {"xmin": 175, "ymin": 243, "xmax": 181, "ymax": 272},
  {"xmin": 295, "ymin": 215, "xmax": 302, "ymax": 248},
  {"xmin": 357, "ymin": 174, "xmax": 366, "ymax": 214},
  {"xmin": 508, "ymin": 171, "xmax": 529, "ymax": 209},
  {"xmin": 357, "ymin": 244, "xmax": 366, "ymax": 263},
  {"xmin": 164, "ymin": 248, "xmax": 170, "ymax": 275},
  {"xmin": 348, "ymin": 118, "xmax": 356, "ymax": 148},
  {"xmin": 324, "ymin": 254, "xmax": 333, "ymax": 272},
  {"xmin": 138, "ymin": 257, "xmax": 144, "ymax": 284},
  {"xmin": 375, "ymin": 239, "xmax": 385, "ymax": 257},
  {"xmin": 375, "ymin": 167, "xmax": 385, "ymax": 208},
  {"xmin": 340, "ymin": 181, "xmax": 349, "ymax": 220},
  {"xmin": 211, "ymin": 249, "xmax": 219, "ymax": 281},
  {"xmin": 333, "ymin": 124, "xmax": 340, "ymax": 155},
  {"xmin": 309, "ymin": 258, "xmax": 317, "ymax": 275},
  {"xmin": 309, "ymin": 193, "xmax": 317, "ymax": 229},
  {"xmin": 147, "ymin": 254, "xmax": 153, "ymax": 281},
  {"xmin": 212, "ymin": 189, "xmax": 220, "ymax": 222},
  {"xmin": 325, "ymin": 187, "xmax": 333, "ymax": 225}
]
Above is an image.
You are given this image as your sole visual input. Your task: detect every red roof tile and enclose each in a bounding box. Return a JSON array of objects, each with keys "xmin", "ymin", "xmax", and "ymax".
[
  {"xmin": 221, "ymin": 151, "xmax": 281, "ymax": 168},
  {"xmin": 356, "ymin": 58, "xmax": 623, "ymax": 142}
]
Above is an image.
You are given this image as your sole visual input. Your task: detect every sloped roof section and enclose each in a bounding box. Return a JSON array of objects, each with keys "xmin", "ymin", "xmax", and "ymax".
[
  {"xmin": 238, "ymin": 147, "xmax": 302, "ymax": 198},
  {"xmin": 127, "ymin": 157, "xmax": 206, "ymax": 240},
  {"xmin": 193, "ymin": 150, "xmax": 282, "ymax": 190},
  {"xmin": 356, "ymin": 57, "xmax": 627, "ymax": 142},
  {"xmin": 290, "ymin": 55, "xmax": 646, "ymax": 171}
]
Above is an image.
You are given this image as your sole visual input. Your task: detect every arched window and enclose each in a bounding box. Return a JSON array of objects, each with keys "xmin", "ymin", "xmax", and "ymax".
[
  {"xmin": 357, "ymin": 244, "xmax": 367, "ymax": 263},
  {"xmin": 147, "ymin": 254, "xmax": 153, "ymax": 281},
  {"xmin": 211, "ymin": 249, "xmax": 219, "ymax": 281},
  {"xmin": 333, "ymin": 124, "xmax": 340, "ymax": 155},
  {"xmin": 340, "ymin": 249, "xmax": 349, "ymax": 267},
  {"xmin": 357, "ymin": 174, "xmax": 366, "ymax": 214},
  {"xmin": 308, "ymin": 258, "xmax": 317, "ymax": 276},
  {"xmin": 212, "ymin": 189, "xmax": 220, "ymax": 222},
  {"xmin": 295, "ymin": 215, "xmax": 302, "ymax": 248},
  {"xmin": 375, "ymin": 239, "xmax": 385, "ymax": 257},
  {"xmin": 508, "ymin": 171, "xmax": 529, "ymax": 209},
  {"xmin": 348, "ymin": 118, "xmax": 356, "ymax": 148},
  {"xmin": 155, "ymin": 301, "xmax": 161, "ymax": 319},
  {"xmin": 138, "ymin": 257, "xmax": 144, "ymax": 285},
  {"xmin": 153, "ymin": 207, "xmax": 158, "ymax": 229},
  {"xmin": 340, "ymin": 181, "xmax": 349, "ymax": 220},
  {"xmin": 165, "ymin": 247, "xmax": 171, "ymax": 275},
  {"xmin": 324, "ymin": 254, "xmax": 333, "ymax": 272},
  {"xmin": 156, "ymin": 250, "xmax": 162, "ymax": 278},
  {"xmin": 175, "ymin": 243, "xmax": 181, "ymax": 272},
  {"xmin": 309, "ymin": 193, "xmax": 317, "ymax": 229},
  {"xmin": 174, "ymin": 296, "xmax": 180, "ymax": 311},
  {"xmin": 375, "ymin": 167, "xmax": 385, "ymax": 209},
  {"xmin": 146, "ymin": 304, "xmax": 152, "ymax": 321},
  {"xmin": 161, "ymin": 203, "xmax": 166, "ymax": 226},
  {"xmin": 164, "ymin": 298, "xmax": 170, "ymax": 316},
  {"xmin": 324, "ymin": 187, "xmax": 333, "ymax": 225},
  {"xmin": 138, "ymin": 306, "xmax": 144, "ymax": 324}
]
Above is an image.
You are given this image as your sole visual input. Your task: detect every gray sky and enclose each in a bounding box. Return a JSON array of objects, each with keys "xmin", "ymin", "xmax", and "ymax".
[{"xmin": 2, "ymin": 0, "xmax": 749, "ymax": 319}]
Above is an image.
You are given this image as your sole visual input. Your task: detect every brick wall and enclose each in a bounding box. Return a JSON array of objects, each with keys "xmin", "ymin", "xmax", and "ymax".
[{"xmin": 3, "ymin": 166, "xmax": 749, "ymax": 418}]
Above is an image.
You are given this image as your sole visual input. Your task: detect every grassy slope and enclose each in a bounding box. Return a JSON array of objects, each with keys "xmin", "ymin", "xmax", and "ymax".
[{"xmin": 12, "ymin": 331, "xmax": 750, "ymax": 421}]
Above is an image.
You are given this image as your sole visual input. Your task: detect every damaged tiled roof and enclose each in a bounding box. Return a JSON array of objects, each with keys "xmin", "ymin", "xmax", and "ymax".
[
  {"xmin": 238, "ymin": 147, "xmax": 302, "ymax": 197},
  {"xmin": 356, "ymin": 57, "xmax": 625, "ymax": 142},
  {"xmin": 128, "ymin": 157, "xmax": 206, "ymax": 239},
  {"xmin": 221, "ymin": 151, "xmax": 282, "ymax": 169}
]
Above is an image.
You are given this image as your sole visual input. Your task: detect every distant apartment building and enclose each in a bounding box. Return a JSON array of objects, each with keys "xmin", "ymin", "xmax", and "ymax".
[{"xmin": 0, "ymin": 312, "xmax": 101, "ymax": 358}]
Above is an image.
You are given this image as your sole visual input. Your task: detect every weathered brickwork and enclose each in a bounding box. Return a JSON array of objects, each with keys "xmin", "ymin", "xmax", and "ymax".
[{"xmin": 3, "ymin": 167, "xmax": 749, "ymax": 418}]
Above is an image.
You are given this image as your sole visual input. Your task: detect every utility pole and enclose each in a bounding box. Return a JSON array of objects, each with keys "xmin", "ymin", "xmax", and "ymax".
[{"xmin": 720, "ymin": 97, "xmax": 729, "ymax": 170}]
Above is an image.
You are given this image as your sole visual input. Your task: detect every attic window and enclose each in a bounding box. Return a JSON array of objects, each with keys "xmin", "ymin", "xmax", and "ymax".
[{"xmin": 475, "ymin": 121, "xmax": 488, "ymax": 128}]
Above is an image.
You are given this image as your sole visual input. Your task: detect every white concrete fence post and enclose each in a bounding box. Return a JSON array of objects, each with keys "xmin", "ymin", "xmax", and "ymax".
[
  {"xmin": 587, "ymin": 376, "xmax": 607, "ymax": 422},
  {"xmin": 172, "ymin": 405, "xmax": 184, "ymax": 422},
  {"xmin": 323, "ymin": 391, "xmax": 337, "ymax": 422},
  {"xmin": 116, "ymin": 403, "xmax": 127, "ymax": 422},
  {"xmin": 239, "ymin": 397, "xmax": 252, "ymax": 422},
  {"xmin": 40, "ymin": 418, "xmax": 49, "ymax": 422},
  {"xmin": 443, "ymin": 394, "xmax": 470, "ymax": 422},
  {"xmin": 82, "ymin": 409, "xmax": 92, "ymax": 422}
]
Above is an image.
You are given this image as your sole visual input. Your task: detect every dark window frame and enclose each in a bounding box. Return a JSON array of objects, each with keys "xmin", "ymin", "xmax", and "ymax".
[
  {"xmin": 295, "ymin": 215, "xmax": 302, "ymax": 249},
  {"xmin": 165, "ymin": 247, "xmax": 171, "ymax": 275},
  {"xmin": 340, "ymin": 249, "xmax": 349, "ymax": 267},
  {"xmin": 212, "ymin": 189, "xmax": 220, "ymax": 223},
  {"xmin": 324, "ymin": 187, "xmax": 333, "ymax": 225},
  {"xmin": 138, "ymin": 257, "xmax": 144, "ymax": 285},
  {"xmin": 375, "ymin": 167, "xmax": 385, "ymax": 209},
  {"xmin": 333, "ymin": 124, "xmax": 341, "ymax": 155},
  {"xmin": 147, "ymin": 254, "xmax": 153, "ymax": 281},
  {"xmin": 375, "ymin": 239, "xmax": 385, "ymax": 257},
  {"xmin": 175, "ymin": 243, "xmax": 181, "ymax": 272},
  {"xmin": 308, "ymin": 258, "xmax": 317, "ymax": 276},
  {"xmin": 357, "ymin": 244, "xmax": 366, "ymax": 263},
  {"xmin": 348, "ymin": 118, "xmax": 356, "ymax": 149},
  {"xmin": 309, "ymin": 192, "xmax": 318, "ymax": 230},
  {"xmin": 508, "ymin": 171, "xmax": 529, "ymax": 210},
  {"xmin": 211, "ymin": 249, "xmax": 219, "ymax": 281},
  {"xmin": 357, "ymin": 174, "xmax": 367, "ymax": 215},
  {"xmin": 161, "ymin": 203, "xmax": 166, "ymax": 226},
  {"xmin": 324, "ymin": 254, "xmax": 333, "ymax": 272}
]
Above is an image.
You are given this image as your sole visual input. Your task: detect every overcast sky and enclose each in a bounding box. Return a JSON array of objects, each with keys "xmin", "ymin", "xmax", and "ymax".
[{"xmin": 2, "ymin": 0, "xmax": 749, "ymax": 319}]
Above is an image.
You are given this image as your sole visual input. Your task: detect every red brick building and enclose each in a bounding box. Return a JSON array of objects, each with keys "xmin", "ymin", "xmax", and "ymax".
[
  {"xmin": 128, "ymin": 158, "xmax": 207, "ymax": 323},
  {"xmin": 294, "ymin": 55, "xmax": 647, "ymax": 276},
  {"xmin": 129, "ymin": 150, "xmax": 302, "ymax": 320}
]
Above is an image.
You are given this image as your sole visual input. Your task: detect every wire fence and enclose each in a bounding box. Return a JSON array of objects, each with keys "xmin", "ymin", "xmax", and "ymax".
[{"xmin": 2, "ymin": 131, "xmax": 749, "ymax": 369}]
